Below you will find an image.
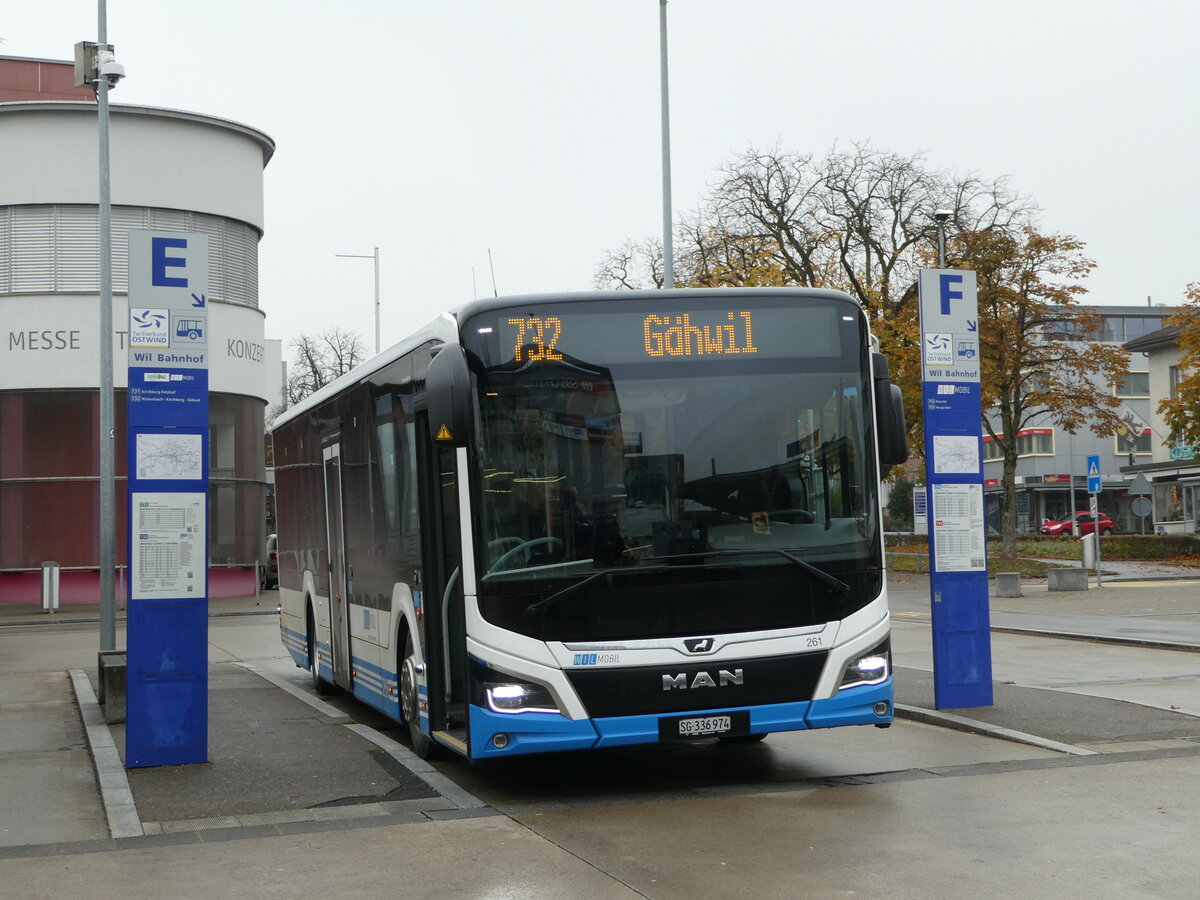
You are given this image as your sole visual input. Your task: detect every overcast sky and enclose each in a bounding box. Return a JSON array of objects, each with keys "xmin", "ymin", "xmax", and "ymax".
[{"xmin": 7, "ymin": 1, "xmax": 1199, "ymax": 355}]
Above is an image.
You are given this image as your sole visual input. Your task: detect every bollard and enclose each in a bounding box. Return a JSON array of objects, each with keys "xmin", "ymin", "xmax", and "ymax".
[
  {"xmin": 1048, "ymin": 568, "xmax": 1088, "ymax": 592},
  {"xmin": 1080, "ymin": 534, "xmax": 1096, "ymax": 571},
  {"xmin": 41, "ymin": 561, "xmax": 60, "ymax": 613},
  {"xmin": 994, "ymin": 572, "xmax": 1021, "ymax": 597},
  {"xmin": 97, "ymin": 651, "xmax": 127, "ymax": 724}
]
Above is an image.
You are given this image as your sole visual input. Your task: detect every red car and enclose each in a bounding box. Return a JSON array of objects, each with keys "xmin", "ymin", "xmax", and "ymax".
[{"xmin": 1040, "ymin": 511, "xmax": 1114, "ymax": 536}]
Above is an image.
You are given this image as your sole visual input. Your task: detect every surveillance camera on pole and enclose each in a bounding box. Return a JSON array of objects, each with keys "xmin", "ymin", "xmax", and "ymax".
[
  {"xmin": 95, "ymin": 49, "xmax": 126, "ymax": 88},
  {"xmin": 73, "ymin": 41, "xmax": 126, "ymax": 90}
]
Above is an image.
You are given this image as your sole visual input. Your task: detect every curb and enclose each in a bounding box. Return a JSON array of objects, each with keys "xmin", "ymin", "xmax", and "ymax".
[
  {"xmin": 68, "ymin": 669, "xmax": 144, "ymax": 839},
  {"xmin": 894, "ymin": 703, "xmax": 1099, "ymax": 756}
]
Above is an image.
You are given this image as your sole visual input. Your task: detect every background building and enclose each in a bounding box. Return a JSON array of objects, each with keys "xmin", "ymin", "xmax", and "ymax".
[
  {"xmin": 0, "ymin": 56, "xmax": 280, "ymax": 602},
  {"xmin": 1121, "ymin": 324, "xmax": 1200, "ymax": 534},
  {"xmin": 981, "ymin": 304, "xmax": 1179, "ymax": 535}
]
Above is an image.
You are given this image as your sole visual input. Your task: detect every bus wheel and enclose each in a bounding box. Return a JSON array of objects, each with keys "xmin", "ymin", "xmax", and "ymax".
[
  {"xmin": 400, "ymin": 631, "xmax": 435, "ymax": 759},
  {"xmin": 308, "ymin": 606, "xmax": 335, "ymax": 696}
]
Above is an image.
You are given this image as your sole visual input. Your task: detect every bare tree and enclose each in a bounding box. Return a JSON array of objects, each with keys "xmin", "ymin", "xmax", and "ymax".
[
  {"xmin": 709, "ymin": 142, "xmax": 1035, "ymax": 319},
  {"xmin": 594, "ymin": 238, "xmax": 664, "ymax": 290},
  {"xmin": 284, "ymin": 326, "xmax": 367, "ymax": 406}
]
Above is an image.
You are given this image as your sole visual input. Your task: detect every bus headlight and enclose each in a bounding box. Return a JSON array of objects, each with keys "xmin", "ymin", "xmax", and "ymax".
[
  {"xmin": 838, "ymin": 641, "xmax": 890, "ymax": 690},
  {"xmin": 485, "ymin": 681, "xmax": 560, "ymax": 715}
]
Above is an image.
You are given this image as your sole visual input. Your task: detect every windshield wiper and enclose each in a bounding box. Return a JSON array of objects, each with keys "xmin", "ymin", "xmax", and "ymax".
[
  {"xmin": 640, "ymin": 549, "xmax": 849, "ymax": 596},
  {"xmin": 523, "ymin": 548, "xmax": 850, "ymax": 618},
  {"xmin": 702, "ymin": 549, "xmax": 851, "ymax": 596},
  {"xmin": 524, "ymin": 565, "xmax": 670, "ymax": 617}
]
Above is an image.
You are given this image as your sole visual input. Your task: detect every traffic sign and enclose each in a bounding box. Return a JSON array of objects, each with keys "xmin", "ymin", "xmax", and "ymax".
[
  {"xmin": 1128, "ymin": 472, "xmax": 1153, "ymax": 496},
  {"xmin": 917, "ymin": 267, "xmax": 991, "ymax": 710},
  {"xmin": 1087, "ymin": 454, "xmax": 1101, "ymax": 494},
  {"xmin": 918, "ymin": 269, "xmax": 980, "ymax": 383}
]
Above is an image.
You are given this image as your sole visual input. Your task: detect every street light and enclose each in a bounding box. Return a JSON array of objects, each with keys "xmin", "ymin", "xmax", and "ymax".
[
  {"xmin": 659, "ymin": 0, "xmax": 674, "ymax": 289},
  {"xmin": 933, "ymin": 210, "xmax": 952, "ymax": 268},
  {"xmin": 336, "ymin": 247, "xmax": 380, "ymax": 355}
]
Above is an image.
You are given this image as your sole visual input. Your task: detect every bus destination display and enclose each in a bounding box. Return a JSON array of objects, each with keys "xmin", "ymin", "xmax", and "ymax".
[{"xmin": 495, "ymin": 303, "xmax": 843, "ymax": 366}]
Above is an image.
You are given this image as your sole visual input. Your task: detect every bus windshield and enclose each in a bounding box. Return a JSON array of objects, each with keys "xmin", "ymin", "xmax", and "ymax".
[{"xmin": 461, "ymin": 294, "xmax": 883, "ymax": 642}]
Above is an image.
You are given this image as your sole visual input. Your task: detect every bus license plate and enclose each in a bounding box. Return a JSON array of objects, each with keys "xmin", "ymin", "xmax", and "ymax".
[{"xmin": 659, "ymin": 710, "xmax": 749, "ymax": 740}]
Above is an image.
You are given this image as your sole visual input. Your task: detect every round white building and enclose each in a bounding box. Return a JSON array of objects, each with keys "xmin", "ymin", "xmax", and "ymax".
[{"xmin": 0, "ymin": 84, "xmax": 277, "ymax": 603}]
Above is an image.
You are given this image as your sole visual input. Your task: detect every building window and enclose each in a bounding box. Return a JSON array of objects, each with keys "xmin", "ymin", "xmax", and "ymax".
[
  {"xmin": 1095, "ymin": 317, "xmax": 1124, "ymax": 343},
  {"xmin": 983, "ymin": 429, "xmax": 1054, "ymax": 460},
  {"xmin": 1115, "ymin": 430, "xmax": 1152, "ymax": 455},
  {"xmin": 1155, "ymin": 482, "xmax": 1184, "ymax": 523},
  {"xmin": 1115, "ymin": 372, "xmax": 1149, "ymax": 397},
  {"xmin": 1123, "ymin": 317, "xmax": 1160, "ymax": 343},
  {"xmin": 1016, "ymin": 429, "xmax": 1054, "ymax": 456}
]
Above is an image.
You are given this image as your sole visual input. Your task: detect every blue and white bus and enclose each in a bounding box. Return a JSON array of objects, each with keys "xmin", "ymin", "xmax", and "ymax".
[{"xmin": 272, "ymin": 288, "xmax": 907, "ymax": 759}]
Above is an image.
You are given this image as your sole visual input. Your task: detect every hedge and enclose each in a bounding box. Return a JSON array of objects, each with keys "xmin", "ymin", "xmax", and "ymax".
[{"xmin": 885, "ymin": 531, "xmax": 1200, "ymax": 560}]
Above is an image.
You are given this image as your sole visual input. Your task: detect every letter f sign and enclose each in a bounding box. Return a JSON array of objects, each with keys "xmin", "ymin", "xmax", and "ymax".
[{"xmin": 939, "ymin": 273, "xmax": 964, "ymax": 316}]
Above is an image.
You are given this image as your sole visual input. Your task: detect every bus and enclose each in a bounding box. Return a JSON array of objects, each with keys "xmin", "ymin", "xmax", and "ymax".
[{"xmin": 272, "ymin": 288, "xmax": 907, "ymax": 760}]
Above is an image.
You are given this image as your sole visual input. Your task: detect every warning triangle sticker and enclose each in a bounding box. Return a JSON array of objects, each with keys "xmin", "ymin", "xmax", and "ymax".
[{"xmin": 436, "ymin": 424, "xmax": 453, "ymax": 441}]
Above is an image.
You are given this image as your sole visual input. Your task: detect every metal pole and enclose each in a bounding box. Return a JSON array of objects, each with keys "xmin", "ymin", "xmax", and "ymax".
[
  {"xmin": 372, "ymin": 247, "xmax": 380, "ymax": 355},
  {"xmin": 1068, "ymin": 432, "xmax": 1076, "ymax": 526},
  {"xmin": 335, "ymin": 251, "xmax": 381, "ymax": 355},
  {"xmin": 98, "ymin": 0, "xmax": 116, "ymax": 652},
  {"xmin": 659, "ymin": 0, "xmax": 674, "ymax": 289},
  {"xmin": 937, "ymin": 221, "xmax": 946, "ymax": 268}
]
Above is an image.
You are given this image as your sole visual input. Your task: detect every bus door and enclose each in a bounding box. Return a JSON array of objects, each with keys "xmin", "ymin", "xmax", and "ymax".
[
  {"xmin": 322, "ymin": 441, "xmax": 351, "ymax": 688},
  {"xmin": 416, "ymin": 414, "xmax": 469, "ymax": 752}
]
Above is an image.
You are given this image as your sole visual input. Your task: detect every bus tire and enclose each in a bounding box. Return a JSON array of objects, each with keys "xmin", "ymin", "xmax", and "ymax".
[
  {"xmin": 308, "ymin": 604, "xmax": 335, "ymax": 696},
  {"xmin": 400, "ymin": 630, "xmax": 436, "ymax": 759}
]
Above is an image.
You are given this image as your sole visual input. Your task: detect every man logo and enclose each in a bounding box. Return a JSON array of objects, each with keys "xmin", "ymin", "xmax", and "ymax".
[
  {"xmin": 684, "ymin": 638, "xmax": 713, "ymax": 653},
  {"xmin": 662, "ymin": 669, "xmax": 744, "ymax": 691}
]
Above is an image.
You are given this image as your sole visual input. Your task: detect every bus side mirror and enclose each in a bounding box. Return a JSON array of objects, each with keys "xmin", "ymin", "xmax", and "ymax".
[
  {"xmin": 872, "ymin": 352, "xmax": 908, "ymax": 469},
  {"xmin": 426, "ymin": 343, "xmax": 472, "ymax": 447},
  {"xmin": 882, "ymin": 384, "xmax": 908, "ymax": 467}
]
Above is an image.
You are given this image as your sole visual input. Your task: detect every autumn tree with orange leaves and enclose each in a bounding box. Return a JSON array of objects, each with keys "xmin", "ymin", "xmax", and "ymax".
[
  {"xmin": 948, "ymin": 228, "xmax": 1129, "ymax": 557},
  {"xmin": 1158, "ymin": 285, "xmax": 1200, "ymax": 447}
]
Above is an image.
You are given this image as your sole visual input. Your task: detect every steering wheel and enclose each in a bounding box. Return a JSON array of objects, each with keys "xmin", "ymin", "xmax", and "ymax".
[
  {"xmin": 488, "ymin": 536, "xmax": 528, "ymax": 553},
  {"xmin": 488, "ymin": 537, "xmax": 564, "ymax": 573}
]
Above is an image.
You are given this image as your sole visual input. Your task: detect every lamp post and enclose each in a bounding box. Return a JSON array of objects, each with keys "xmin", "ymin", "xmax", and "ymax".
[
  {"xmin": 336, "ymin": 247, "xmax": 380, "ymax": 355},
  {"xmin": 659, "ymin": 0, "xmax": 674, "ymax": 289},
  {"xmin": 933, "ymin": 209, "xmax": 951, "ymax": 268}
]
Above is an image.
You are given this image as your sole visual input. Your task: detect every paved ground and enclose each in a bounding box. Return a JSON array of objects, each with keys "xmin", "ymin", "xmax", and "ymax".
[{"xmin": 0, "ymin": 560, "xmax": 1197, "ymax": 863}]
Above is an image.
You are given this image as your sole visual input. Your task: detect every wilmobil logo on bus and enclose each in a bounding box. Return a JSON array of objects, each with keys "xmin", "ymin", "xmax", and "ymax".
[{"xmin": 662, "ymin": 669, "xmax": 744, "ymax": 691}]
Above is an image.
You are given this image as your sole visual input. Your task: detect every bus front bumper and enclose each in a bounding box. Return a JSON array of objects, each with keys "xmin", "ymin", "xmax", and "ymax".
[{"xmin": 466, "ymin": 678, "xmax": 893, "ymax": 758}]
